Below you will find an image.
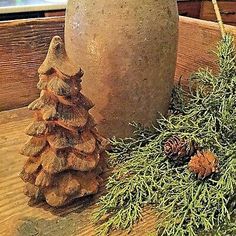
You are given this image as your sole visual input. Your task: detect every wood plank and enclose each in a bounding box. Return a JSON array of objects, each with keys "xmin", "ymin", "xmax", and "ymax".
[
  {"xmin": 0, "ymin": 17, "xmax": 65, "ymax": 111},
  {"xmin": 200, "ymin": 1, "xmax": 236, "ymax": 26},
  {"xmin": 44, "ymin": 11, "xmax": 65, "ymax": 17},
  {"xmin": 0, "ymin": 107, "xmax": 157, "ymax": 236},
  {"xmin": 176, "ymin": 16, "xmax": 236, "ymax": 89},
  {"xmin": 178, "ymin": 1, "xmax": 202, "ymax": 18}
]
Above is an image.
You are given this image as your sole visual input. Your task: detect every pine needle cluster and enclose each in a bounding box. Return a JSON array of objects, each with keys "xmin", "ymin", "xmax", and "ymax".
[{"xmin": 94, "ymin": 35, "xmax": 236, "ymax": 235}]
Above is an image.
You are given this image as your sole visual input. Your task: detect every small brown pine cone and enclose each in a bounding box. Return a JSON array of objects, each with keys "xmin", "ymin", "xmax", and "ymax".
[
  {"xmin": 188, "ymin": 150, "xmax": 219, "ymax": 179},
  {"xmin": 164, "ymin": 136, "xmax": 196, "ymax": 163}
]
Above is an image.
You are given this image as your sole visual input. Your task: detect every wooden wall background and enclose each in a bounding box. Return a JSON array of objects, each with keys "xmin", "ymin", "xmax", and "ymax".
[
  {"xmin": 0, "ymin": 17, "xmax": 64, "ymax": 111},
  {"xmin": 178, "ymin": 0, "xmax": 236, "ymax": 26},
  {"xmin": 0, "ymin": 16, "xmax": 236, "ymax": 111}
]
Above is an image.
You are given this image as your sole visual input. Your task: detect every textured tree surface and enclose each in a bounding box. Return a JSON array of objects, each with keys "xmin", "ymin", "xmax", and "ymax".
[{"xmin": 20, "ymin": 36, "xmax": 108, "ymax": 207}]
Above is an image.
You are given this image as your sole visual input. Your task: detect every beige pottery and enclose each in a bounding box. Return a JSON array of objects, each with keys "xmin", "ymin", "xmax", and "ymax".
[{"xmin": 65, "ymin": 0, "xmax": 178, "ymax": 137}]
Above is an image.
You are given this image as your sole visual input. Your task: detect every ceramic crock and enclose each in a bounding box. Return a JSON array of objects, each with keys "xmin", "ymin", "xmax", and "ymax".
[{"xmin": 65, "ymin": 0, "xmax": 178, "ymax": 138}]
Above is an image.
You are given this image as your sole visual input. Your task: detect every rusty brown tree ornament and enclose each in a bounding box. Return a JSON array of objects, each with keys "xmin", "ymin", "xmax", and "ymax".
[{"xmin": 20, "ymin": 36, "xmax": 108, "ymax": 207}]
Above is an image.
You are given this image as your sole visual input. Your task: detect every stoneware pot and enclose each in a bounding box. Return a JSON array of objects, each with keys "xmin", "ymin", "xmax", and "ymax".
[{"xmin": 65, "ymin": 0, "xmax": 178, "ymax": 138}]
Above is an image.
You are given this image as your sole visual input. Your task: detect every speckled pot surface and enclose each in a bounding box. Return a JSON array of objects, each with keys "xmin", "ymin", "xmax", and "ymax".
[{"xmin": 65, "ymin": 0, "xmax": 178, "ymax": 138}]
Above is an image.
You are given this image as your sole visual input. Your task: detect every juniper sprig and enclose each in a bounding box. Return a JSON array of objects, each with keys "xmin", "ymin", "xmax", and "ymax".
[{"xmin": 94, "ymin": 34, "xmax": 236, "ymax": 236}]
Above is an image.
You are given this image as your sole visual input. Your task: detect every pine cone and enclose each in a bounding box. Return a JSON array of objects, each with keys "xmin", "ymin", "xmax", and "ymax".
[
  {"xmin": 164, "ymin": 136, "xmax": 196, "ymax": 163},
  {"xmin": 188, "ymin": 150, "xmax": 219, "ymax": 179}
]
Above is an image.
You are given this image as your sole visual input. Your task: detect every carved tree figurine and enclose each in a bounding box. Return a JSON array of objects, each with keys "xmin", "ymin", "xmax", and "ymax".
[{"xmin": 20, "ymin": 36, "xmax": 108, "ymax": 207}]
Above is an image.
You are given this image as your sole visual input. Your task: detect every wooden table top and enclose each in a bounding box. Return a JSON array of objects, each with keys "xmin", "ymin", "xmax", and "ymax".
[{"xmin": 0, "ymin": 107, "xmax": 157, "ymax": 236}]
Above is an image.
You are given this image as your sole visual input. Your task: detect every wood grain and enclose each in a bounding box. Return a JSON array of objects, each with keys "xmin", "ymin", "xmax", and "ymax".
[
  {"xmin": 200, "ymin": 1, "xmax": 236, "ymax": 26},
  {"xmin": 175, "ymin": 16, "xmax": 236, "ymax": 89},
  {"xmin": 178, "ymin": 1, "xmax": 202, "ymax": 18},
  {"xmin": 0, "ymin": 107, "xmax": 157, "ymax": 236},
  {"xmin": 0, "ymin": 17, "xmax": 64, "ymax": 111},
  {"xmin": 44, "ymin": 11, "xmax": 66, "ymax": 17}
]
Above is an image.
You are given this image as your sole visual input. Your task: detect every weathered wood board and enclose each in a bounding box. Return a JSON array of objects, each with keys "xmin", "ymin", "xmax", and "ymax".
[
  {"xmin": 200, "ymin": 1, "xmax": 236, "ymax": 26},
  {"xmin": 0, "ymin": 16, "xmax": 236, "ymax": 111},
  {"xmin": 176, "ymin": 16, "xmax": 236, "ymax": 89},
  {"xmin": 0, "ymin": 108, "xmax": 158, "ymax": 236},
  {"xmin": 178, "ymin": 1, "xmax": 202, "ymax": 18},
  {"xmin": 0, "ymin": 17, "xmax": 64, "ymax": 111}
]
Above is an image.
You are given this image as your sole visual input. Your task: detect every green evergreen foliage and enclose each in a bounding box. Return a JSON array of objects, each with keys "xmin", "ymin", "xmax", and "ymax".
[{"xmin": 94, "ymin": 35, "xmax": 236, "ymax": 235}]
